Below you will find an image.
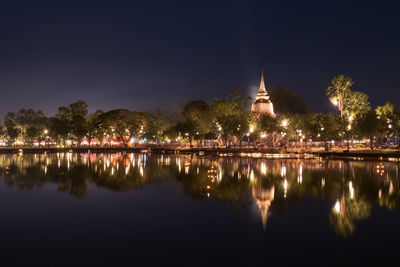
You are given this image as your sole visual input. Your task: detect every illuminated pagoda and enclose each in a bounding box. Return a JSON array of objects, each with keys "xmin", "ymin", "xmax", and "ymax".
[
  {"xmin": 252, "ymin": 184, "xmax": 275, "ymax": 231},
  {"xmin": 251, "ymin": 71, "xmax": 275, "ymax": 117}
]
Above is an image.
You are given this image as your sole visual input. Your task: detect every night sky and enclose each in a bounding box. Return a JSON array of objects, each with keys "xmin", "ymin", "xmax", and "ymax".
[{"xmin": 1, "ymin": 0, "xmax": 399, "ymax": 117}]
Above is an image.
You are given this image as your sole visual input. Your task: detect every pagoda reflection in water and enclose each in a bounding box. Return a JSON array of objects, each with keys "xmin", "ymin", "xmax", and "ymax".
[{"xmin": 0, "ymin": 153, "xmax": 400, "ymax": 235}]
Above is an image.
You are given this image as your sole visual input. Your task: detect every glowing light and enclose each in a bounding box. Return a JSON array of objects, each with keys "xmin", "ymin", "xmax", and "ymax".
[
  {"xmin": 333, "ymin": 200, "xmax": 341, "ymax": 214},
  {"xmin": 349, "ymin": 181, "xmax": 354, "ymax": 199},
  {"xmin": 331, "ymin": 98, "xmax": 338, "ymax": 106},
  {"xmin": 250, "ymin": 170, "xmax": 255, "ymax": 181},
  {"xmin": 261, "ymin": 163, "xmax": 266, "ymax": 175},
  {"xmin": 283, "ymin": 179, "xmax": 288, "ymax": 198},
  {"xmin": 125, "ymin": 166, "xmax": 130, "ymax": 175},
  {"xmin": 297, "ymin": 164, "xmax": 303, "ymax": 184},
  {"xmin": 139, "ymin": 165, "xmax": 144, "ymax": 177},
  {"xmin": 347, "ymin": 124, "xmax": 351, "ymax": 130},
  {"xmin": 260, "ymin": 132, "xmax": 267, "ymax": 138},
  {"xmin": 249, "ymin": 126, "xmax": 254, "ymax": 133},
  {"xmin": 281, "ymin": 119, "xmax": 288, "ymax": 127},
  {"xmin": 281, "ymin": 165, "xmax": 286, "ymax": 177},
  {"xmin": 389, "ymin": 181, "xmax": 394, "ymax": 195}
]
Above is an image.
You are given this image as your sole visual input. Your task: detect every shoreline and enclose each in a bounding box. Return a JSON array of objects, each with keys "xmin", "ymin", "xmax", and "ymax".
[{"xmin": 0, "ymin": 147, "xmax": 399, "ymax": 161}]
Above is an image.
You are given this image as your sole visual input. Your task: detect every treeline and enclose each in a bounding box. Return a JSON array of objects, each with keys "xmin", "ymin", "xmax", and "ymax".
[
  {"xmin": 0, "ymin": 74, "xmax": 398, "ymax": 149},
  {"xmin": 0, "ymin": 102, "xmax": 178, "ymax": 147}
]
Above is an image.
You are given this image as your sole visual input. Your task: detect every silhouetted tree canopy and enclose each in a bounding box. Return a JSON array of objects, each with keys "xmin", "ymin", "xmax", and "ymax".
[{"xmin": 269, "ymin": 85, "xmax": 311, "ymax": 115}]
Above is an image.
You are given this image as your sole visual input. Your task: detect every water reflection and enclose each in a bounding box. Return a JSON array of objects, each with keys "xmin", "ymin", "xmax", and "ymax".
[{"xmin": 0, "ymin": 153, "xmax": 400, "ymax": 237}]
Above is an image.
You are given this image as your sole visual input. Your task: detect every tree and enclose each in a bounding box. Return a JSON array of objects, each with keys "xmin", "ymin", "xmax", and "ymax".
[
  {"xmin": 87, "ymin": 110, "xmax": 104, "ymax": 146},
  {"xmin": 50, "ymin": 107, "xmax": 72, "ymax": 146},
  {"xmin": 174, "ymin": 120, "xmax": 197, "ymax": 147},
  {"xmin": 211, "ymin": 89, "xmax": 251, "ymax": 147},
  {"xmin": 99, "ymin": 109, "xmax": 144, "ymax": 147},
  {"xmin": 69, "ymin": 101, "xmax": 88, "ymax": 146},
  {"xmin": 376, "ymin": 102, "xmax": 400, "ymax": 146},
  {"xmin": 326, "ymin": 75, "xmax": 370, "ymax": 150},
  {"xmin": 15, "ymin": 109, "xmax": 45, "ymax": 141},
  {"xmin": 356, "ymin": 111, "xmax": 384, "ymax": 150},
  {"xmin": 233, "ymin": 111, "xmax": 250, "ymax": 147},
  {"xmin": 327, "ymin": 74, "xmax": 354, "ymax": 117},
  {"xmin": 142, "ymin": 112, "xmax": 170, "ymax": 143},
  {"xmin": 25, "ymin": 117, "xmax": 49, "ymax": 145},
  {"xmin": 254, "ymin": 114, "xmax": 281, "ymax": 147},
  {"xmin": 3, "ymin": 112, "xmax": 21, "ymax": 145},
  {"xmin": 269, "ymin": 86, "xmax": 311, "ymax": 115},
  {"xmin": 314, "ymin": 113, "xmax": 339, "ymax": 151},
  {"xmin": 182, "ymin": 100, "xmax": 213, "ymax": 146},
  {"xmin": 0, "ymin": 124, "xmax": 5, "ymax": 140},
  {"xmin": 342, "ymin": 91, "xmax": 371, "ymax": 149},
  {"xmin": 343, "ymin": 90, "xmax": 370, "ymax": 119}
]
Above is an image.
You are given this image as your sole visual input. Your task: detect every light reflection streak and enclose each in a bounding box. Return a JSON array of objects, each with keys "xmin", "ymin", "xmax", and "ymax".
[
  {"xmin": 283, "ymin": 179, "xmax": 288, "ymax": 198},
  {"xmin": 349, "ymin": 181, "xmax": 354, "ymax": 199},
  {"xmin": 261, "ymin": 163, "xmax": 266, "ymax": 175}
]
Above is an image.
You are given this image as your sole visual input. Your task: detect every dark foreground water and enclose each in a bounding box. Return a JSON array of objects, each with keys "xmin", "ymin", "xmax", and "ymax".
[{"xmin": 0, "ymin": 153, "xmax": 400, "ymax": 266}]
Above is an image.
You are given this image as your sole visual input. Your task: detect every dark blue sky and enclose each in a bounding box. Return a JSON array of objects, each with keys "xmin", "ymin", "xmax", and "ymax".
[{"xmin": 0, "ymin": 0, "xmax": 399, "ymax": 117}]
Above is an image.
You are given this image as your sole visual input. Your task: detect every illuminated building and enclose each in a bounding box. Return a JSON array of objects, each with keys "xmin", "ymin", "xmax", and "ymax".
[{"xmin": 251, "ymin": 71, "xmax": 275, "ymax": 117}]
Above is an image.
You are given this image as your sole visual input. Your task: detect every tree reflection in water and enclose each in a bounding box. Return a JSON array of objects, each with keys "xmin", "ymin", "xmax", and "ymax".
[{"xmin": 0, "ymin": 153, "xmax": 399, "ymax": 236}]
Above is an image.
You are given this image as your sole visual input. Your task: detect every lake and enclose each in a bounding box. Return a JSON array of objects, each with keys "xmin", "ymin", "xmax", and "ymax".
[{"xmin": 0, "ymin": 152, "xmax": 399, "ymax": 266}]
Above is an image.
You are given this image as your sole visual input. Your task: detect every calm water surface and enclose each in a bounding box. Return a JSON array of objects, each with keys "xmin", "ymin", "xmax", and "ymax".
[{"xmin": 0, "ymin": 153, "xmax": 399, "ymax": 266}]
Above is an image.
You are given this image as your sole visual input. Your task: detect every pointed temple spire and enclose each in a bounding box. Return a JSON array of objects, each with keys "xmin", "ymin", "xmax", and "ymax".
[{"xmin": 259, "ymin": 70, "xmax": 267, "ymax": 94}]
